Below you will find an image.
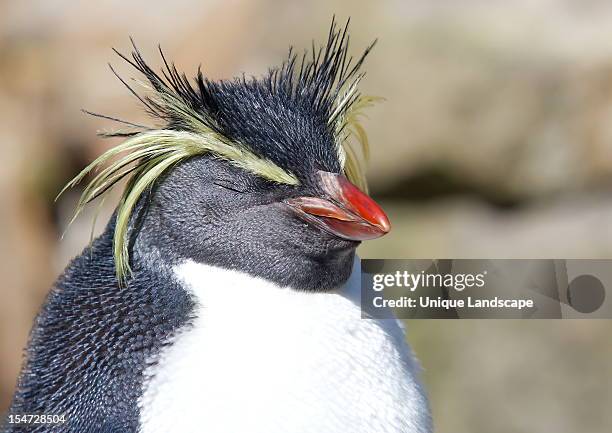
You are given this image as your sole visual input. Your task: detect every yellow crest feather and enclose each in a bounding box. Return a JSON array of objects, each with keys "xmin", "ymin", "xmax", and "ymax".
[
  {"xmin": 331, "ymin": 92, "xmax": 382, "ymax": 193},
  {"xmin": 60, "ymin": 128, "xmax": 298, "ymax": 283}
]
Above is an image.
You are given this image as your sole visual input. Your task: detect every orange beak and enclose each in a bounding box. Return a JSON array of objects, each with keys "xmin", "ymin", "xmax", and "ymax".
[{"xmin": 284, "ymin": 171, "xmax": 391, "ymax": 241}]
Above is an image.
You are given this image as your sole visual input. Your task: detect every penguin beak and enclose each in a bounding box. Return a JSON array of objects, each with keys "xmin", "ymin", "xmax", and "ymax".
[{"xmin": 284, "ymin": 171, "xmax": 391, "ymax": 241}]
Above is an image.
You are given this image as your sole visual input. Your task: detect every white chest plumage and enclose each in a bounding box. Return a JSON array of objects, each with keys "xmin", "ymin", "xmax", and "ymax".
[{"xmin": 138, "ymin": 258, "xmax": 431, "ymax": 433}]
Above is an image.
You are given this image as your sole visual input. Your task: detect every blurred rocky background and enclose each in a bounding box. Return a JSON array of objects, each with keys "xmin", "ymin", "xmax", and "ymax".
[{"xmin": 1, "ymin": 0, "xmax": 612, "ymax": 432}]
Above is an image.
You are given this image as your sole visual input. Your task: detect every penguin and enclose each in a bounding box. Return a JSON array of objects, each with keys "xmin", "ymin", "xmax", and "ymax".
[{"xmin": 4, "ymin": 19, "xmax": 432, "ymax": 433}]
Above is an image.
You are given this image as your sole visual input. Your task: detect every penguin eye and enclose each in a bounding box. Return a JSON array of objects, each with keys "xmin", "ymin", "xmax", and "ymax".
[{"xmin": 213, "ymin": 178, "xmax": 249, "ymax": 194}]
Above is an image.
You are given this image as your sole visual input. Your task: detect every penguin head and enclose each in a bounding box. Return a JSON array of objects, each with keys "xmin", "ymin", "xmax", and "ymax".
[
  {"xmin": 64, "ymin": 19, "xmax": 390, "ymax": 290},
  {"xmin": 140, "ymin": 155, "xmax": 389, "ymax": 290}
]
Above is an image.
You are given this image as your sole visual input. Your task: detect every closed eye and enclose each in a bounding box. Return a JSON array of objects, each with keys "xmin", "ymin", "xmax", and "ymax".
[{"xmin": 213, "ymin": 179, "xmax": 248, "ymax": 193}]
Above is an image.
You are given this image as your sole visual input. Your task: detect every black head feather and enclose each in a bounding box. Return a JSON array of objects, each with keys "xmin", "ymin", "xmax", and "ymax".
[{"xmin": 93, "ymin": 17, "xmax": 375, "ymax": 182}]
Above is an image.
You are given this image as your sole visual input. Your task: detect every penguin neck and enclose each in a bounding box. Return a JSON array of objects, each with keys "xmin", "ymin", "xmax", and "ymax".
[{"xmin": 171, "ymin": 254, "xmax": 362, "ymax": 304}]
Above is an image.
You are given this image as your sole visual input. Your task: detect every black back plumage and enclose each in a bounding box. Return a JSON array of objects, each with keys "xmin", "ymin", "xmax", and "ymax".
[{"xmin": 4, "ymin": 219, "xmax": 194, "ymax": 432}]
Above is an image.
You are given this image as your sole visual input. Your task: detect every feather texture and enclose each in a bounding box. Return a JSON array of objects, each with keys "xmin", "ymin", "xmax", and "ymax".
[{"xmin": 334, "ymin": 95, "xmax": 383, "ymax": 192}]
